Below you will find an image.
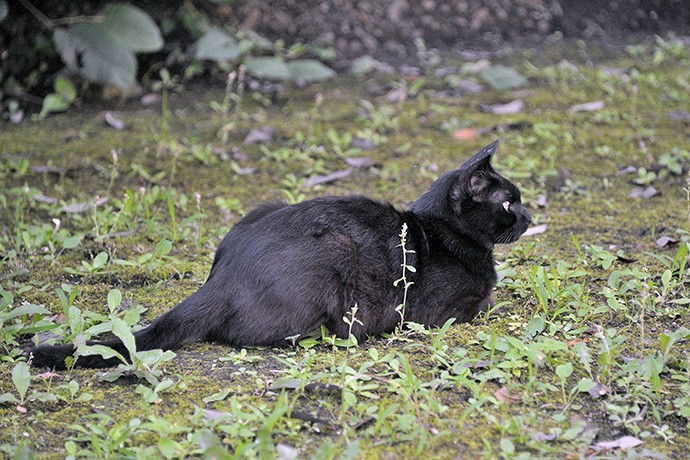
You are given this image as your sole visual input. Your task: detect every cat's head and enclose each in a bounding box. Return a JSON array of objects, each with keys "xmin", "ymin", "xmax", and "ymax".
[{"xmin": 411, "ymin": 140, "xmax": 531, "ymax": 246}]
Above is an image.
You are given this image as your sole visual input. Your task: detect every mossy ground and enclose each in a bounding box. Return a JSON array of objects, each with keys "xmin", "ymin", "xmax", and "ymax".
[{"xmin": 1, "ymin": 38, "xmax": 689, "ymax": 459}]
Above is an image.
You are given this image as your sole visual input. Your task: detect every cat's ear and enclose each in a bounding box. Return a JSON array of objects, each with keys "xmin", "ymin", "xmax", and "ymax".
[
  {"xmin": 453, "ymin": 140, "xmax": 499, "ymax": 201},
  {"xmin": 464, "ymin": 140, "xmax": 499, "ymax": 172},
  {"xmin": 410, "ymin": 140, "xmax": 499, "ymax": 216}
]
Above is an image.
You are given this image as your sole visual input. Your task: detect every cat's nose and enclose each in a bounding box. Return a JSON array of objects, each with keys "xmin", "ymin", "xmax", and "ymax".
[{"xmin": 523, "ymin": 210, "xmax": 532, "ymax": 226}]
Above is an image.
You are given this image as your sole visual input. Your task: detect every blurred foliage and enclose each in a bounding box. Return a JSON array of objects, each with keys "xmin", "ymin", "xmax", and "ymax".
[{"xmin": 0, "ymin": 0, "xmax": 335, "ymax": 121}]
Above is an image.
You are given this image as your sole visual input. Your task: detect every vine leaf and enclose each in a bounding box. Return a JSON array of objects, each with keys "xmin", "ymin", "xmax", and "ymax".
[
  {"xmin": 195, "ymin": 27, "xmax": 241, "ymax": 61},
  {"xmin": 53, "ymin": 3, "xmax": 162, "ymax": 89}
]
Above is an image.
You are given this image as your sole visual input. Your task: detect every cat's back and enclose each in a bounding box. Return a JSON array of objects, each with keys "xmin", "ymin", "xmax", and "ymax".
[
  {"xmin": 245, "ymin": 195, "xmax": 401, "ymax": 239},
  {"xmin": 209, "ymin": 195, "xmax": 405, "ymax": 299},
  {"xmin": 213, "ymin": 195, "xmax": 403, "ymax": 264}
]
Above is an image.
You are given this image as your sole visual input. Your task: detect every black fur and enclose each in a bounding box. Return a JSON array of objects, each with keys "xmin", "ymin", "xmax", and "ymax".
[{"xmin": 26, "ymin": 140, "xmax": 531, "ymax": 369}]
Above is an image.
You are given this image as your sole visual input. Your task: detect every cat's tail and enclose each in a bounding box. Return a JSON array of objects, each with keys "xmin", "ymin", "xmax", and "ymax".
[{"xmin": 26, "ymin": 287, "xmax": 215, "ymax": 370}]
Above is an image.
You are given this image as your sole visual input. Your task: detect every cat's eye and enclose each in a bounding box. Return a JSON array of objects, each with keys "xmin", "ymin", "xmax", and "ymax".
[{"xmin": 502, "ymin": 201, "xmax": 510, "ymax": 211}]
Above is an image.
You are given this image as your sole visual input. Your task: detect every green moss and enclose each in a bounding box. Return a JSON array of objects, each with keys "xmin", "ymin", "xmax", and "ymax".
[{"xmin": 1, "ymin": 39, "xmax": 690, "ymax": 458}]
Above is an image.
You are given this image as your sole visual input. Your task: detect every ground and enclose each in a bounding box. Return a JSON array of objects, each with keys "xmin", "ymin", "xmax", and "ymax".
[{"xmin": 0, "ymin": 36, "xmax": 689, "ymax": 458}]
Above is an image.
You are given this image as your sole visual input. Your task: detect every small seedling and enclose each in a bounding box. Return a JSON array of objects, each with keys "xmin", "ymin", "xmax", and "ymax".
[{"xmin": 393, "ymin": 223, "xmax": 415, "ymax": 331}]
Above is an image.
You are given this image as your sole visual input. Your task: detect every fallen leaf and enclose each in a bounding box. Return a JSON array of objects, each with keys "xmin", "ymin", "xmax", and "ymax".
[
  {"xmin": 523, "ymin": 224, "xmax": 547, "ymax": 237},
  {"xmin": 400, "ymin": 64, "xmax": 421, "ymax": 77},
  {"xmin": 350, "ymin": 55, "xmax": 381, "ymax": 75},
  {"xmin": 569, "ymin": 101, "xmax": 605, "ymax": 112},
  {"xmin": 60, "ymin": 197, "xmax": 108, "ymax": 214},
  {"xmin": 243, "ymin": 126, "xmax": 274, "ymax": 145},
  {"xmin": 656, "ymin": 236, "xmax": 678, "ymax": 247},
  {"xmin": 570, "ymin": 414, "xmax": 599, "ymax": 439},
  {"xmin": 344, "ymin": 157, "xmax": 376, "ymax": 168},
  {"xmin": 478, "ymin": 99, "xmax": 524, "ymax": 115},
  {"xmin": 617, "ymin": 165, "xmax": 637, "ymax": 176},
  {"xmin": 630, "ymin": 186, "xmax": 659, "ymax": 199},
  {"xmin": 104, "ymin": 111, "xmax": 126, "ymax": 130},
  {"xmin": 594, "ymin": 435, "xmax": 643, "ymax": 450},
  {"xmin": 270, "ymin": 378, "xmax": 303, "ymax": 390},
  {"xmin": 434, "ymin": 66, "xmax": 458, "ymax": 78},
  {"xmin": 586, "ymin": 381, "xmax": 609, "ymax": 398},
  {"xmin": 30, "ymin": 165, "xmax": 68, "ymax": 175},
  {"xmin": 462, "ymin": 59, "xmax": 491, "ymax": 74},
  {"xmin": 603, "ymin": 67, "xmax": 629, "ymax": 77},
  {"xmin": 386, "ymin": 86, "xmax": 407, "ymax": 103},
  {"xmin": 479, "ymin": 65, "xmax": 526, "ymax": 90},
  {"xmin": 10, "ymin": 109, "xmax": 24, "ymax": 124},
  {"xmin": 16, "ymin": 405, "xmax": 27, "ymax": 414},
  {"xmin": 667, "ymin": 110, "xmax": 690, "ymax": 120},
  {"xmin": 303, "ymin": 168, "xmax": 353, "ymax": 187},
  {"xmin": 350, "ymin": 137, "xmax": 375, "ymax": 151},
  {"xmin": 140, "ymin": 93, "xmax": 160, "ymax": 106},
  {"xmin": 494, "ymin": 386, "xmax": 521, "ymax": 404},
  {"xmin": 230, "ymin": 147, "xmax": 248, "ymax": 161},
  {"xmin": 454, "ymin": 79, "xmax": 484, "ymax": 93},
  {"xmin": 32, "ymin": 194, "xmax": 59, "ymax": 204},
  {"xmin": 198, "ymin": 406, "xmax": 231, "ymax": 422},
  {"xmin": 38, "ymin": 372, "xmax": 61, "ymax": 379},
  {"xmin": 276, "ymin": 444, "xmax": 299, "ymax": 460},
  {"xmin": 452, "ymin": 128, "xmax": 479, "ymax": 140},
  {"xmin": 530, "ymin": 431, "xmax": 557, "ymax": 442},
  {"xmin": 233, "ymin": 166, "xmax": 256, "ymax": 175}
]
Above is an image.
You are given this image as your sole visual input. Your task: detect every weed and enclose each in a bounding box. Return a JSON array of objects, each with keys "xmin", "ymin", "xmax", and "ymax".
[
  {"xmin": 2, "ymin": 39, "xmax": 690, "ymax": 459},
  {"xmin": 393, "ymin": 223, "xmax": 415, "ymax": 331}
]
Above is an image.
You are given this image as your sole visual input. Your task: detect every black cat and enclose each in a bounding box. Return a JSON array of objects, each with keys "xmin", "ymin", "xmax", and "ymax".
[{"xmin": 26, "ymin": 140, "xmax": 531, "ymax": 369}]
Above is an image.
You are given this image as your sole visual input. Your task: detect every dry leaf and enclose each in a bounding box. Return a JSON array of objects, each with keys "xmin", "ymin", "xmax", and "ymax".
[
  {"xmin": 344, "ymin": 157, "xmax": 376, "ymax": 168},
  {"xmin": 594, "ymin": 435, "xmax": 643, "ymax": 450},
  {"xmin": 667, "ymin": 110, "xmax": 690, "ymax": 120},
  {"xmin": 140, "ymin": 93, "xmax": 160, "ymax": 106},
  {"xmin": 60, "ymin": 197, "xmax": 109, "ymax": 214},
  {"xmin": 586, "ymin": 381, "xmax": 609, "ymax": 398},
  {"xmin": 530, "ymin": 431, "xmax": 557, "ymax": 442},
  {"xmin": 32, "ymin": 194, "xmax": 59, "ymax": 204},
  {"xmin": 30, "ymin": 165, "xmax": 68, "ymax": 175},
  {"xmin": 38, "ymin": 372, "xmax": 61, "ymax": 379},
  {"xmin": 104, "ymin": 112, "xmax": 126, "ymax": 130},
  {"xmin": 454, "ymin": 79, "xmax": 484, "ymax": 93},
  {"xmin": 523, "ymin": 224, "xmax": 547, "ymax": 236},
  {"xmin": 569, "ymin": 101, "xmax": 605, "ymax": 112},
  {"xmin": 478, "ymin": 99, "xmax": 525, "ymax": 115},
  {"xmin": 630, "ymin": 186, "xmax": 659, "ymax": 199},
  {"xmin": 617, "ymin": 165, "xmax": 637, "ymax": 176},
  {"xmin": 494, "ymin": 386, "xmax": 521, "ymax": 404},
  {"xmin": 243, "ymin": 126, "xmax": 274, "ymax": 145},
  {"xmin": 303, "ymin": 168, "xmax": 353, "ymax": 187},
  {"xmin": 603, "ymin": 67, "xmax": 629, "ymax": 77},
  {"xmin": 386, "ymin": 86, "xmax": 407, "ymax": 103},
  {"xmin": 350, "ymin": 137, "xmax": 375, "ymax": 150},
  {"xmin": 200, "ymin": 407, "xmax": 230, "ymax": 422},
  {"xmin": 276, "ymin": 444, "xmax": 299, "ymax": 460},
  {"xmin": 656, "ymin": 236, "xmax": 678, "ymax": 247},
  {"xmin": 452, "ymin": 128, "xmax": 479, "ymax": 140}
]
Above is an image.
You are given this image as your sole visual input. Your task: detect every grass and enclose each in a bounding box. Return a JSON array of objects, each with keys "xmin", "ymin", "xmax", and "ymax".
[{"xmin": 1, "ymin": 36, "xmax": 689, "ymax": 458}]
